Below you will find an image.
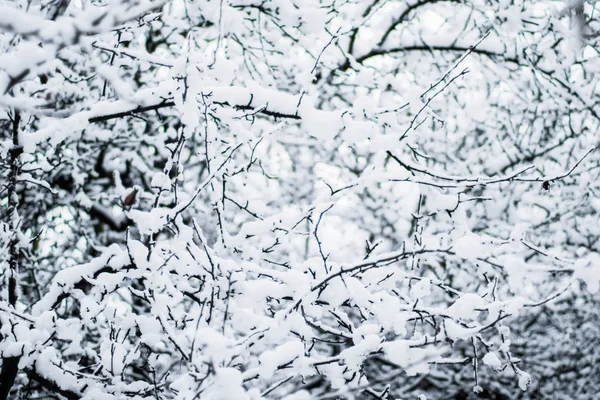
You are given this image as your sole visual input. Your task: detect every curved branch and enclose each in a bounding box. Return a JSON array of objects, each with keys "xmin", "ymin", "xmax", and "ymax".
[
  {"xmin": 87, "ymin": 101, "xmax": 176, "ymax": 123},
  {"xmin": 377, "ymin": 0, "xmax": 459, "ymax": 47}
]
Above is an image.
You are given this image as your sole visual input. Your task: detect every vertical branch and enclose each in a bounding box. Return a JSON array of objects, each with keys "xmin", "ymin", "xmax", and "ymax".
[
  {"xmin": 7, "ymin": 110, "xmax": 21, "ymax": 306},
  {"xmin": 221, "ymin": 271, "xmax": 234, "ymax": 334},
  {"xmin": 201, "ymin": 92, "xmax": 212, "ymax": 174},
  {"xmin": 0, "ymin": 110, "xmax": 22, "ymax": 400},
  {"xmin": 208, "ymin": 0, "xmax": 225, "ymax": 68},
  {"xmin": 313, "ymin": 204, "xmax": 334, "ymax": 274},
  {"xmin": 472, "ymin": 336, "xmax": 481, "ymax": 393},
  {"xmin": 411, "ymin": 194, "xmax": 424, "ymax": 270}
]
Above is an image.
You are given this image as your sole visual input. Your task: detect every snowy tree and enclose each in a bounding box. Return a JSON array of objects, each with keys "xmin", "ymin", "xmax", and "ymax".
[{"xmin": 1, "ymin": 0, "xmax": 600, "ymax": 399}]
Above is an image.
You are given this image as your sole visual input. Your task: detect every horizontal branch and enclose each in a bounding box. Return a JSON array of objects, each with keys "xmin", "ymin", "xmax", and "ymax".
[
  {"xmin": 356, "ymin": 44, "xmax": 514, "ymax": 65},
  {"xmin": 87, "ymin": 98, "xmax": 302, "ymax": 125},
  {"xmin": 87, "ymin": 101, "xmax": 176, "ymax": 123},
  {"xmin": 213, "ymin": 101, "xmax": 301, "ymax": 120}
]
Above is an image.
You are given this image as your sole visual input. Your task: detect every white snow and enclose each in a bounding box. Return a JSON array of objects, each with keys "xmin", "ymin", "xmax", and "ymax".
[{"xmin": 482, "ymin": 352, "xmax": 502, "ymax": 370}]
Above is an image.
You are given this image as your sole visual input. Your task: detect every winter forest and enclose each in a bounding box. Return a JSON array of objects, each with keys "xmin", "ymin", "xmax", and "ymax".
[{"xmin": 1, "ymin": 0, "xmax": 600, "ymax": 399}]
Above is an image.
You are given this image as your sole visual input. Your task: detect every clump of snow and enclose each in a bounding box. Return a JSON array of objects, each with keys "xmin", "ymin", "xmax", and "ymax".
[
  {"xmin": 36, "ymin": 347, "xmax": 84, "ymax": 393},
  {"xmin": 319, "ymin": 277, "xmax": 350, "ymax": 308},
  {"xmin": 341, "ymin": 120, "xmax": 379, "ymax": 143},
  {"xmin": 393, "ymin": 312, "xmax": 410, "ymax": 336},
  {"xmin": 499, "ymin": 254, "xmax": 528, "ymax": 291},
  {"xmin": 35, "ymin": 311, "xmax": 56, "ymax": 331},
  {"xmin": 127, "ymin": 208, "xmax": 171, "ymax": 235},
  {"xmin": 207, "ymin": 368, "xmax": 252, "ymax": 400},
  {"xmin": 371, "ymin": 293, "xmax": 402, "ymax": 331},
  {"xmin": 383, "ymin": 340, "xmax": 410, "ymax": 366},
  {"xmin": 410, "ymin": 279, "xmax": 431, "ymax": 299},
  {"xmin": 340, "ymin": 333, "xmax": 381, "ymax": 370},
  {"xmin": 453, "ymin": 233, "xmax": 493, "ymax": 260},
  {"xmin": 444, "ymin": 319, "xmax": 478, "ymax": 341},
  {"xmin": 482, "ymin": 352, "xmax": 502, "ymax": 370},
  {"xmin": 517, "ymin": 369, "xmax": 531, "ymax": 391},
  {"xmin": 151, "ymin": 172, "xmax": 171, "ymax": 191},
  {"xmin": 300, "ymin": 108, "xmax": 344, "ymax": 140},
  {"xmin": 445, "ymin": 293, "xmax": 486, "ymax": 320},
  {"xmin": 383, "ymin": 340, "xmax": 432, "ymax": 376},
  {"xmin": 136, "ymin": 315, "xmax": 165, "ymax": 351},
  {"xmin": 258, "ymin": 340, "xmax": 304, "ymax": 379}
]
